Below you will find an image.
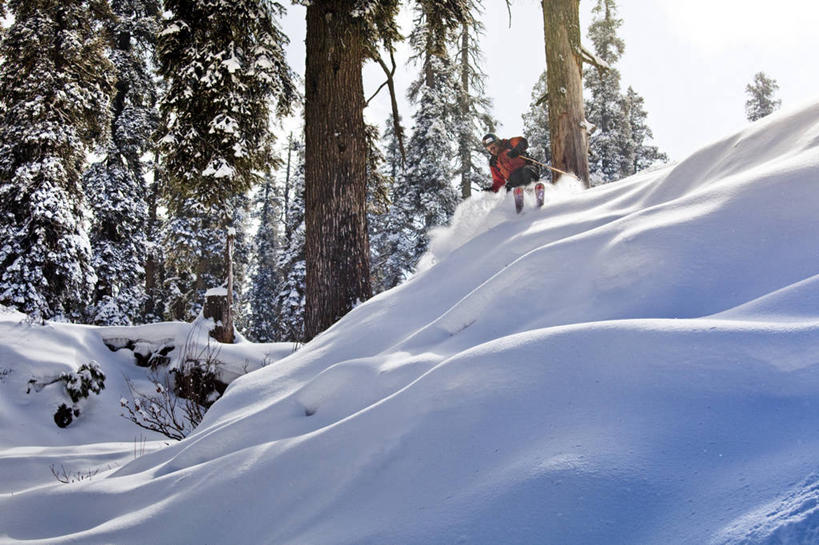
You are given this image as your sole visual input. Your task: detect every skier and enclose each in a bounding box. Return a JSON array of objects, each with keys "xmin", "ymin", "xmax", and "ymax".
[
  {"xmin": 482, "ymin": 133, "xmax": 540, "ymax": 193},
  {"xmin": 483, "ymin": 133, "xmax": 544, "ymax": 213}
]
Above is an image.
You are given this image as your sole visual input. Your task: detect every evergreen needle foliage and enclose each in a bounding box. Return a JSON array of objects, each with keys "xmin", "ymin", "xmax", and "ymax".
[{"xmin": 0, "ymin": 0, "xmax": 116, "ymax": 319}]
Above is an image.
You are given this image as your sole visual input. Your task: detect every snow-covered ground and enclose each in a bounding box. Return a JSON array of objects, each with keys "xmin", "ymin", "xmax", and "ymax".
[{"xmin": 2, "ymin": 100, "xmax": 819, "ymax": 544}]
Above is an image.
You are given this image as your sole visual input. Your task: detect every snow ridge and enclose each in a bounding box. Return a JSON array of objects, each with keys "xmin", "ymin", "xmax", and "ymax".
[{"xmin": 2, "ymin": 101, "xmax": 819, "ymax": 544}]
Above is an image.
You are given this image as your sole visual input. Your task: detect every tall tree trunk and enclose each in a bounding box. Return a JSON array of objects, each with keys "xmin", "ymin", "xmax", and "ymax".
[
  {"xmin": 304, "ymin": 1, "xmax": 372, "ymax": 341},
  {"xmin": 458, "ymin": 24, "xmax": 472, "ymax": 200},
  {"xmin": 283, "ymin": 132, "xmax": 293, "ymax": 240},
  {"xmin": 144, "ymin": 150, "xmax": 161, "ymax": 319},
  {"xmin": 542, "ymin": 0, "xmax": 590, "ymax": 187}
]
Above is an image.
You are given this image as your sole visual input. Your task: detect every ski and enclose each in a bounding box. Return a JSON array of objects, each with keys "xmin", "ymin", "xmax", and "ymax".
[
  {"xmin": 513, "ymin": 186, "xmax": 524, "ymax": 214},
  {"xmin": 535, "ymin": 182, "xmax": 545, "ymax": 208}
]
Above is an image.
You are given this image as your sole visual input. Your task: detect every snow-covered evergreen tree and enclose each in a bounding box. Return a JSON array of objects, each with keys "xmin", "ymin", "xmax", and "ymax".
[
  {"xmin": 270, "ymin": 142, "xmax": 306, "ymax": 342},
  {"xmin": 745, "ymin": 72, "xmax": 782, "ymax": 122},
  {"xmin": 453, "ymin": 0, "xmax": 494, "ymax": 198},
  {"xmin": 584, "ymin": 0, "xmax": 630, "ymax": 184},
  {"xmin": 246, "ymin": 173, "xmax": 281, "ymax": 342},
  {"xmin": 0, "ymin": 0, "xmax": 115, "ymax": 319},
  {"xmin": 623, "ymin": 86, "xmax": 667, "ymax": 174},
  {"xmin": 381, "ymin": 113, "xmax": 404, "ymax": 183},
  {"xmin": 522, "ymin": 70, "xmax": 553, "ymax": 182},
  {"xmin": 83, "ymin": 0, "xmax": 160, "ymax": 325},
  {"xmin": 157, "ymin": 0, "xmax": 297, "ymax": 320},
  {"xmin": 369, "ymin": 116, "xmax": 402, "ymax": 294},
  {"xmin": 378, "ymin": 1, "xmax": 463, "ymax": 290},
  {"xmin": 161, "ymin": 195, "xmax": 251, "ymax": 321},
  {"xmin": 583, "ymin": 0, "xmax": 665, "ymax": 184}
]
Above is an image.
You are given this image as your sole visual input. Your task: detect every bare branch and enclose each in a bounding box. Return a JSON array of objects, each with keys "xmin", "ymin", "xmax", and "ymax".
[
  {"xmin": 578, "ymin": 43, "xmax": 610, "ymax": 71},
  {"xmin": 371, "ymin": 46, "xmax": 406, "ymax": 165}
]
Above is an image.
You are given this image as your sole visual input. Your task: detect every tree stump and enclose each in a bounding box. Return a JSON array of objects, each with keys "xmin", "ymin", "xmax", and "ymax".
[{"xmin": 203, "ymin": 288, "xmax": 234, "ymax": 343}]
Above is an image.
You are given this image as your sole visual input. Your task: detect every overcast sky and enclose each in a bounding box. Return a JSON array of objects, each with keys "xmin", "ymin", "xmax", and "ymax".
[{"xmin": 281, "ymin": 0, "xmax": 819, "ymax": 162}]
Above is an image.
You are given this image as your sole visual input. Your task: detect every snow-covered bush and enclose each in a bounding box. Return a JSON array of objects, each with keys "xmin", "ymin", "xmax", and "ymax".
[
  {"xmin": 62, "ymin": 362, "xmax": 106, "ymax": 403},
  {"xmin": 27, "ymin": 362, "xmax": 106, "ymax": 428},
  {"xmin": 121, "ymin": 335, "xmax": 224, "ymax": 440}
]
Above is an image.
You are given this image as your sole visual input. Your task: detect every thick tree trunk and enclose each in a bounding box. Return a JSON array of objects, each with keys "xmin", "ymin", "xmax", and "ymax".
[
  {"xmin": 542, "ymin": 0, "xmax": 590, "ymax": 187},
  {"xmin": 304, "ymin": 1, "xmax": 372, "ymax": 341},
  {"xmin": 203, "ymin": 289, "xmax": 233, "ymax": 343}
]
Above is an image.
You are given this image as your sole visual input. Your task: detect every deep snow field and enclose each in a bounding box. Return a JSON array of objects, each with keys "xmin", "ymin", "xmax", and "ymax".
[{"xmin": 2, "ymin": 100, "xmax": 819, "ymax": 544}]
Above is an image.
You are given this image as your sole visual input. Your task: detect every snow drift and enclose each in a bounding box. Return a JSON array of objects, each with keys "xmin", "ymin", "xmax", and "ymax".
[{"xmin": 2, "ymin": 101, "xmax": 819, "ymax": 544}]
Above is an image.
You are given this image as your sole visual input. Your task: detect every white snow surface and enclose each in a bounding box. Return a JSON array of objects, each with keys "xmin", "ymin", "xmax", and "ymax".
[{"xmin": 2, "ymin": 102, "xmax": 819, "ymax": 544}]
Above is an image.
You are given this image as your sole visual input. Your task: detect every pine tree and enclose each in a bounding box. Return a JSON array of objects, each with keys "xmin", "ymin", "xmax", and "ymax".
[
  {"xmin": 157, "ymin": 0, "xmax": 296, "ymax": 321},
  {"xmin": 522, "ymin": 71, "xmax": 552, "ymax": 181},
  {"xmin": 83, "ymin": 0, "xmax": 160, "ymax": 325},
  {"xmin": 541, "ymin": 0, "xmax": 590, "ymax": 185},
  {"xmin": 583, "ymin": 0, "xmax": 665, "ymax": 183},
  {"xmin": 0, "ymin": 0, "xmax": 115, "ymax": 319},
  {"xmin": 303, "ymin": 0, "xmax": 400, "ymax": 340},
  {"xmin": 584, "ymin": 0, "xmax": 629, "ymax": 184},
  {"xmin": 270, "ymin": 141, "xmax": 306, "ymax": 342},
  {"xmin": 623, "ymin": 86, "xmax": 667, "ymax": 174},
  {"xmin": 246, "ymin": 173, "xmax": 281, "ymax": 342},
  {"xmin": 376, "ymin": 1, "xmax": 464, "ymax": 290},
  {"xmin": 745, "ymin": 72, "xmax": 782, "ymax": 122},
  {"xmin": 142, "ymin": 151, "xmax": 165, "ymax": 323},
  {"xmin": 369, "ymin": 116, "xmax": 402, "ymax": 294},
  {"xmin": 454, "ymin": 0, "xmax": 494, "ymax": 198},
  {"xmin": 382, "ymin": 113, "xmax": 404, "ymax": 182}
]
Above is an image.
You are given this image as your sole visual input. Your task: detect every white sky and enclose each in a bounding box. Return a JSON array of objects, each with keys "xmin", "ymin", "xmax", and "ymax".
[{"xmin": 281, "ymin": 0, "xmax": 819, "ymax": 162}]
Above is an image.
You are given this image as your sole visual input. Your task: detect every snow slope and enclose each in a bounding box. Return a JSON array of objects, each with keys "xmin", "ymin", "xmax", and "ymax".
[{"xmin": 2, "ymin": 101, "xmax": 819, "ymax": 544}]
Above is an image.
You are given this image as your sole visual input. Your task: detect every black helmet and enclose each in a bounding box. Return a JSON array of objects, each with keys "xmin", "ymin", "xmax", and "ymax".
[{"xmin": 482, "ymin": 133, "xmax": 498, "ymax": 147}]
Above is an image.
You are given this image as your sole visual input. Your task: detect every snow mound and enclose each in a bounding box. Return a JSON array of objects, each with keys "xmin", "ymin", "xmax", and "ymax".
[{"xmin": 2, "ymin": 101, "xmax": 819, "ymax": 544}]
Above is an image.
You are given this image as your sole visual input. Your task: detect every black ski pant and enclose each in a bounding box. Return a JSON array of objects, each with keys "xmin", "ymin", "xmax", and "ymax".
[{"xmin": 504, "ymin": 165, "xmax": 540, "ymax": 191}]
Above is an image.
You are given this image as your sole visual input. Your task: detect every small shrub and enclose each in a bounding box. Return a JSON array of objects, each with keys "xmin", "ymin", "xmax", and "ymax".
[
  {"xmin": 27, "ymin": 361, "xmax": 106, "ymax": 428},
  {"xmin": 53, "ymin": 403, "xmax": 79, "ymax": 428},
  {"xmin": 63, "ymin": 362, "xmax": 106, "ymax": 403},
  {"xmin": 50, "ymin": 464, "xmax": 102, "ymax": 484},
  {"xmin": 121, "ymin": 372, "xmax": 201, "ymax": 441}
]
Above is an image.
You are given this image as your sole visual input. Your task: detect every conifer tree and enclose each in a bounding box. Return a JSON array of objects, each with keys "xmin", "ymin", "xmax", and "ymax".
[
  {"xmin": 522, "ymin": 71, "xmax": 552, "ymax": 181},
  {"xmin": 382, "ymin": 113, "xmax": 404, "ymax": 182},
  {"xmin": 584, "ymin": 0, "xmax": 629, "ymax": 184},
  {"xmin": 454, "ymin": 0, "xmax": 494, "ymax": 198},
  {"xmin": 157, "ymin": 0, "xmax": 296, "ymax": 321},
  {"xmin": 369, "ymin": 116, "xmax": 402, "ymax": 294},
  {"xmin": 246, "ymin": 173, "xmax": 281, "ymax": 342},
  {"xmin": 584, "ymin": 0, "xmax": 665, "ymax": 183},
  {"xmin": 0, "ymin": 0, "xmax": 115, "ymax": 319},
  {"xmin": 623, "ymin": 86, "xmax": 667, "ymax": 174},
  {"xmin": 745, "ymin": 72, "xmax": 782, "ymax": 122},
  {"xmin": 303, "ymin": 0, "xmax": 400, "ymax": 339},
  {"xmin": 541, "ymin": 0, "xmax": 590, "ymax": 185},
  {"xmin": 83, "ymin": 0, "xmax": 160, "ymax": 325},
  {"xmin": 270, "ymin": 142, "xmax": 306, "ymax": 342},
  {"xmin": 376, "ymin": 1, "xmax": 465, "ymax": 290}
]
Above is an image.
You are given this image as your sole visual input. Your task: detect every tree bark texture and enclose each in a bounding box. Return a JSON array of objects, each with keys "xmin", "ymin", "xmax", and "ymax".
[
  {"xmin": 203, "ymin": 292, "xmax": 234, "ymax": 343},
  {"xmin": 304, "ymin": 1, "xmax": 372, "ymax": 341},
  {"xmin": 542, "ymin": 0, "xmax": 590, "ymax": 187}
]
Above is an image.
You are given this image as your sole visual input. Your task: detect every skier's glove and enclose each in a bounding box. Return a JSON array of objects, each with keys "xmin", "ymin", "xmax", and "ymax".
[{"xmin": 507, "ymin": 147, "xmax": 520, "ymax": 158}]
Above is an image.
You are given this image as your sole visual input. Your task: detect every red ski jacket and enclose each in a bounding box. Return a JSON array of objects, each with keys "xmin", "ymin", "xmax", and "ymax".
[{"xmin": 489, "ymin": 137, "xmax": 528, "ymax": 192}]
